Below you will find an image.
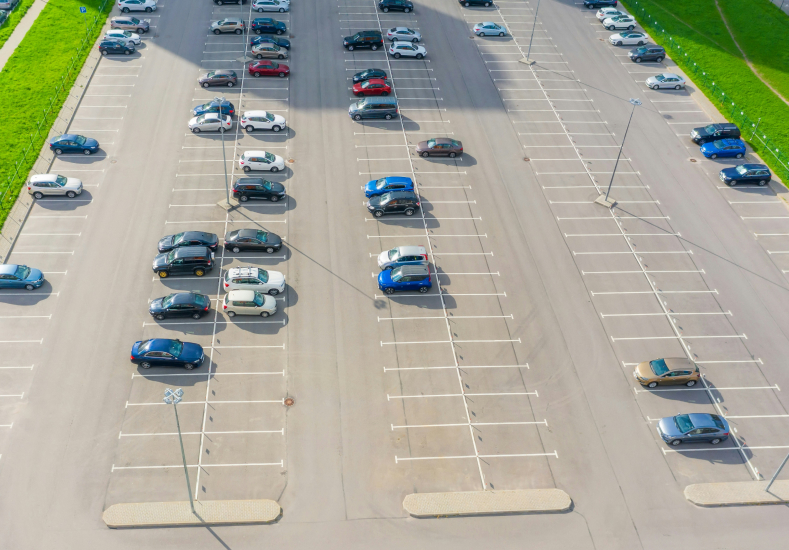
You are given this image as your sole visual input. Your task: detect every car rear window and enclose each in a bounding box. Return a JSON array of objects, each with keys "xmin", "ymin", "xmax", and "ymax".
[
  {"xmin": 194, "ymin": 294, "xmax": 209, "ymax": 308},
  {"xmin": 711, "ymin": 415, "xmax": 725, "ymax": 430}
]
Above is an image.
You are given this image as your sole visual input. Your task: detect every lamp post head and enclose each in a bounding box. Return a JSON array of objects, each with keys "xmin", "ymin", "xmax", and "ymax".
[
  {"xmin": 163, "ymin": 387, "xmax": 184, "ymax": 405},
  {"xmin": 629, "ymin": 98, "xmax": 642, "ymax": 107}
]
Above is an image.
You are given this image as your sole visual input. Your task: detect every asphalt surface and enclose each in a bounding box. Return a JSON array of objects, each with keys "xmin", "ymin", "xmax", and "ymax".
[{"xmin": 2, "ymin": 0, "xmax": 789, "ymax": 548}]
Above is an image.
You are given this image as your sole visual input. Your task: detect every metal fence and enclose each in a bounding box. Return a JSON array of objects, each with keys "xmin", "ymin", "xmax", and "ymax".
[
  {"xmin": 627, "ymin": 0, "xmax": 789, "ymax": 183},
  {"xmin": 0, "ymin": 0, "xmax": 110, "ymax": 211}
]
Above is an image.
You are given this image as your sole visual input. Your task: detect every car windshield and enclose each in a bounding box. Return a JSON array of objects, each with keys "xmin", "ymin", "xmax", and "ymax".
[
  {"xmin": 654, "ymin": 74, "xmax": 666, "ymax": 82},
  {"xmin": 712, "ymin": 140, "xmax": 726, "ymax": 148},
  {"xmin": 166, "ymin": 250, "xmax": 177, "ymax": 263},
  {"xmin": 264, "ymin": 152, "xmax": 275, "ymax": 162},
  {"xmin": 379, "ymin": 192, "xmax": 392, "ymax": 203},
  {"xmin": 172, "ymin": 232, "xmax": 185, "ymax": 245},
  {"xmin": 262, "ymin": 180, "xmax": 272, "ymax": 190},
  {"xmin": 735, "ymin": 165, "xmax": 748, "ymax": 175},
  {"xmin": 376, "ymin": 178, "xmax": 389, "ymax": 189},
  {"xmin": 121, "ymin": 30, "xmax": 132, "ymax": 36},
  {"xmin": 55, "ymin": 175, "xmax": 68, "ymax": 186},
  {"xmin": 650, "ymin": 359, "xmax": 669, "ymax": 376},
  {"xmin": 254, "ymin": 293, "xmax": 265, "ymax": 307},
  {"xmin": 14, "ymin": 265, "xmax": 30, "ymax": 279},
  {"xmin": 636, "ymin": 47, "xmax": 647, "ymax": 53},
  {"xmin": 258, "ymin": 270, "xmax": 269, "ymax": 283},
  {"xmin": 388, "ymin": 248, "xmax": 399, "ymax": 259},
  {"xmin": 355, "ymin": 99, "xmax": 365, "ymax": 108},
  {"xmin": 75, "ymin": 135, "xmax": 87, "ymax": 145},
  {"xmin": 130, "ymin": 17, "xmax": 140, "ymax": 23},
  {"xmin": 169, "ymin": 340, "xmax": 184, "ymax": 357},
  {"xmin": 352, "ymin": 33, "xmax": 361, "ymax": 40},
  {"xmin": 391, "ymin": 267, "xmax": 403, "ymax": 282},
  {"xmin": 427, "ymin": 139, "xmax": 436, "ymax": 148},
  {"xmin": 674, "ymin": 414, "xmax": 694, "ymax": 433},
  {"xmin": 162, "ymin": 294, "xmax": 175, "ymax": 308},
  {"xmin": 270, "ymin": 62, "xmax": 279, "ymax": 68},
  {"xmin": 704, "ymin": 124, "xmax": 717, "ymax": 133},
  {"xmin": 256, "ymin": 230, "xmax": 268, "ymax": 242},
  {"xmin": 263, "ymin": 112, "xmax": 274, "ymax": 121},
  {"xmin": 206, "ymin": 71, "xmax": 216, "ymax": 78},
  {"xmin": 361, "ymin": 81, "xmax": 371, "ymax": 89},
  {"xmin": 196, "ymin": 115, "xmax": 205, "ymax": 123}
]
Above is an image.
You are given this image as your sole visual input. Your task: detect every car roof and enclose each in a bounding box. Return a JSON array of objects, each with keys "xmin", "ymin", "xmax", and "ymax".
[
  {"xmin": 718, "ymin": 139, "xmax": 742, "ymax": 145},
  {"xmin": 742, "ymin": 163, "xmax": 768, "ymax": 169},
  {"xmin": 182, "ymin": 231, "xmax": 215, "ymax": 240},
  {"xmin": 171, "ymin": 292, "xmax": 198, "ymax": 304},
  {"xmin": 238, "ymin": 228, "xmax": 261, "ymax": 238},
  {"xmin": 30, "ymin": 174, "xmax": 59, "ymax": 183},
  {"xmin": 244, "ymin": 110, "xmax": 271, "ymax": 117},
  {"xmin": 229, "ymin": 266, "xmax": 259, "ymax": 275},
  {"xmin": 241, "ymin": 150, "xmax": 271, "ymax": 156},
  {"xmin": 173, "ymin": 246, "xmax": 211, "ymax": 257},
  {"xmin": 480, "ymin": 22, "xmax": 497, "ymax": 25},
  {"xmin": 662, "ymin": 72, "xmax": 682, "ymax": 79},
  {"xmin": 53, "ymin": 134, "xmax": 77, "ymax": 140},
  {"xmin": 398, "ymin": 265, "xmax": 429, "ymax": 276},
  {"xmin": 145, "ymin": 338, "xmax": 179, "ymax": 352},
  {"xmin": 714, "ymin": 122, "xmax": 738, "ymax": 129},
  {"xmin": 361, "ymin": 96, "xmax": 397, "ymax": 104},
  {"xmin": 216, "ymin": 70, "xmax": 235, "ymax": 75},
  {"xmin": 394, "ymin": 245, "xmax": 426, "ymax": 256},
  {"xmin": 686, "ymin": 413, "xmax": 722, "ymax": 429},
  {"xmin": 662, "ymin": 357, "xmax": 695, "ymax": 371},
  {"xmin": 431, "ymin": 137, "xmax": 454, "ymax": 144},
  {"xmin": 0, "ymin": 264, "xmax": 19, "ymax": 275},
  {"xmin": 391, "ymin": 27, "xmax": 411, "ymax": 31},
  {"xmin": 383, "ymin": 190, "xmax": 417, "ymax": 199},
  {"xmin": 383, "ymin": 176, "xmax": 413, "ymax": 184},
  {"xmin": 227, "ymin": 289, "xmax": 256, "ymax": 300}
]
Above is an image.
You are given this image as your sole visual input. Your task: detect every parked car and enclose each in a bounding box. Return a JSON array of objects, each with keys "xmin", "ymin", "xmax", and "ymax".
[
  {"xmin": 352, "ymin": 68, "xmax": 387, "ymax": 83},
  {"xmin": 251, "ymin": 17, "xmax": 286, "ymax": 34},
  {"xmin": 460, "ymin": 0, "xmax": 492, "ymax": 6},
  {"xmin": 0, "ymin": 0, "xmax": 17, "ymax": 10},
  {"xmin": 193, "ymin": 99, "xmax": 235, "ymax": 117},
  {"xmin": 344, "ymin": 30, "xmax": 383, "ymax": 51},
  {"xmin": 252, "ymin": 41, "xmax": 287, "ymax": 59},
  {"xmin": 152, "ymin": 246, "xmax": 214, "ymax": 278},
  {"xmin": 690, "ymin": 123, "xmax": 741, "ymax": 144},
  {"xmin": 596, "ymin": 7, "xmax": 622, "ymax": 21},
  {"xmin": 353, "ymin": 78, "xmax": 391, "ymax": 97},
  {"xmin": 389, "ymin": 42, "xmax": 426, "ymax": 59},
  {"xmin": 628, "ymin": 45, "xmax": 664, "ymax": 62},
  {"xmin": 232, "ymin": 177, "xmax": 286, "ymax": 202},
  {"xmin": 157, "ymin": 231, "xmax": 219, "ymax": 253},
  {"xmin": 609, "ymin": 31, "xmax": 648, "ymax": 46},
  {"xmin": 386, "ymin": 27, "xmax": 421, "ymax": 42},
  {"xmin": 377, "ymin": 245, "xmax": 428, "ymax": 270},
  {"xmin": 349, "ymin": 96, "xmax": 399, "ymax": 121},
  {"xmin": 585, "ymin": 0, "xmax": 617, "ymax": 8},
  {"xmin": 99, "ymin": 39, "xmax": 135, "ymax": 55},
  {"xmin": 657, "ymin": 413, "xmax": 730, "ymax": 447},
  {"xmin": 239, "ymin": 151, "xmax": 285, "ymax": 172},
  {"xmin": 240, "ymin": 110, "xmax": 286, "ymax": 132},
  {"xmin": 224, "ymin": 228, "xmax": 283, "ymax": 253},
  {"xmin": 603, "ymin": 15, "xmax": 636, "ymax": 31},
  {"xmin": 250, "ymin": 35, "xmax": 290, "ymax": 49},
  {"xmin": 110, "ymin": 16, "xmax": 149, "ymax": 33},
  {"xmin": 27, "ymin": 174, "xmax": 82, "ymax": 199},
  {"xmin": 215, "ymin": 0, "xmax": 246, "ymax": 4},
  {"xmin": 198, "ymin": 70, "xmax": 238, "ymax": 87},
  {"xmin": 118, "ymin": 0, "xmax": 156, "ymax": 13},
  {"xmin": 223, "ymin": 266, "xmax": 285, "ymax": 295},
  {"xmin": 645, "ymin": 72, "xmax": 685, "ymax": 89},
  {"xmin": 379, "ymin": 0, "xmax": 413, "ymax": 12},
  {"xmin": 104, "ymin": 29, "xmax": 141, "ymax": 45},
  {"xmin": 416, "ymin": 137, "xmax": 463, "ymax": 158},
  {"xmin": 149, "ymin": 292, "xmax": 211, "ymax": 320},
  {"xmin": 252, "ymin": 0, "xmax": 288, "ymax": 12},
  {"xmin": 378, "ymin": 265, "xmax": 431, "ymax": 294},
  {"xmin": 365, "ymin": 176, "xmax": 414, "ymax": 198},
  {"xmin": 211, "ymin": 18, "xmax": 244, "ymax": 34},
  {"xmin": 189, "ymin": 113, "xmax": 232, "ymax": 133},
  {"xmin": 719, "ymin": 163, "xmax": 771, "ymax": 186},
  {"xmin": 0, "ymin": 10, "xmax": 7, "ymax": 25},
  {"xmin": 50, "ymin": 134, "xmax": 99, "ymax": 155},
  {"xmin": 223, "ymin": 290, "xmax": 277, "ymax": 317},
  {"xmin": 248, "ymin": 60, "xmax": 289, "ymax": 77},
  {"xmin": 700, "ymin": 139, "xmax": 746, "ymax": 159},
  {"xmin": 633, "ymin": 358, "xmax": 700, "ymax": 388},
  {"xmin": 0, "ymin": 264, "xmax": 44, "ymax": 290},
  {"xmin": 130, "ymin": 339, "xmax": 205, "ymax": 370},
  {"xmin": 367, "ymin": 190, "xmax": 420, "ymax": 217},
  {"xmin": 473, "ymin": 22, "xmax": 507, "ymax": 36}
]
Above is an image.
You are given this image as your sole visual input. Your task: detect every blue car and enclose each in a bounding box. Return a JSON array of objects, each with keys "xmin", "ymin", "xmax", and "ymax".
[
  {"xmin": 378, "ymin": 265, "xmax": 431, "ymax": 295},
  {"xmin": 50, "ymin": 134, "xmax": 100, "ymax": 156},
  {"xmin": 0, "ymin": 264, "xmax": 44, "ymax": 290},
  {"xmin": 192, "ymin": 100, "xmax": 235, "ymax": 117},
  {"xmin": 130, "ymin": 338, "xmax": 205, "ymax": 370},
  {"xmin": 364, "ymin": 176, "xmax": 414, "ymax": 198},
  {"xmin": 657, "ymin": 413, "xmax": 730, "ymax": 447},
  {"xmin": 719, "ymin": 163, "xmax": 771, "ymax": 186},
  {"xmin": 250, "ymin": 35, "xmax": 290, "ymax": 49},
  {"xmin": 700, "ymin": 139, "xmax": 746, "ymax": 159}
]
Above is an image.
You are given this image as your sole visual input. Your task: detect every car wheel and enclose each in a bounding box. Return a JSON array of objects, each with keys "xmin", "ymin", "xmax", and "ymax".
[
  {"xmin": 66, "ymin": 191, "xmax": 77, "ymax": 198},
  {"xmin": 227, "ymin": 81, "xmax": 234, "ymax": 87},
  {"xmin": 627, "ymin": 25, "xmax": 634, "ymax": 30},
  {"xmin": 421, "ymin": 151, "xmax": 429, "ymax": 158},
  {"xmin": 404, "ymin": 208, "xmax": 415, "ymax": 216},
  {"xmin": 278, "ymin": 54, "xmax": 284, "ymax": 59},
  {"xmin": 499, "ymin": 32, "xmax": 504, "ymax": 36},
  {"xmin": 217, "ymin": 0, "xmax": 223, "ymax": 4},
  {"xmin": 638, "ymin": 41, "xmax": 645, "ymax": 45},
  {"xmin": 83, "ymin": 149, "xmax": 92, "ymax": 155},
  {"xmin": 269, "ymin": 289, "xmax": 279, "ymax": 296},
  {"xmin": 255, "ymin": 29, "xmax": 262, "ymax": 34},
  {"xmin": 270, "ymin": 166, "xmax": 279, "ymax": 172},
  {"xmin": 656, "ymin": 56, "xmax": 664, "ymax": 62},
  {"xmin": 54, "ymin": 148, "xmax": 63, "ymax": 155},
  {"xmin": 607, "ymin": 25, "xmax": 614, "ymax": 30},
  {"xmin": 156, "ymin": 271, "xmax": 166, "ymax": 278},
  {"xmin": 710, "ymin": 438, "xmax": 722, "ymax": 445},
  {"xmin": 374, "ymin": 210, "xmax": 384, "ymax": 218},
  {"xmin": 203, "ymin": 82, "xmax": 210, "ymax": 88},
  {"xmin": 485, "ymin": 1, "xmax": 491, "ymax": 5},
  {"xmin": 192, "ymin": 127, "xmax": 200, "ymax": 133},
  {"xmin": 137, "ymin": 28, "xmax": 146, "ymax": 34},
  {"xmin": 418, "ymin": 286, "xmax": 429, "ymax": 293},
  {"xmin": 449, "ymin": 152, "xmax": 456, "ymax": 158},
  {"xmin": 156, "ymin": 313, "xmax": 166, "ymax": 320},
  {"xmin": 394, "ymin": 52, "xmax": 401, "ymax": 58},
  {"xmin": 194, "ymin": 268, "xmax": 206, "ymax": 277},
  {"xmin": 616, "ymin": 41, "xmax": 622, "ymax": 46},
  {"xmin": 101, "ymin": 50, "xmax": 108, "ymax": 55},
  {"xmin": 347, "ymin": 45, "xmax": 354, "ymax": 51},
  {"xmin": 270, "ymin": 195, "xmax": 279, "ymax": 203},
  {"xmin": 184, "ymin": 363, "xmax": 195, "ymax": 370},
  {"xmin": 214, "ymin": 29, "xmax": 221, "ymax": 34},
  {"xmin": 758, "ymin": 180, "xmax": 767, "ymax": 186},
  {"xmin": 465, "ymin": 1, "xmax": 470, "ymax": 5},
  {"xmin": 404, "ymin": 7, "xmax": 411, "ymax": 12},
  {"xmin": 635, "ymin": 57, "xmax": 642, "ymax": 63},
  {"xmin": 384, "ymin": 114, "xmax": 393, "ymax": 120},
  {"xmin": 647, "ymin": 381, "xmax": 658, "ymax": 388},
  {"xmin": 276, "ymin": 29, "xmax": 283, "ymax": 35},
  {"xmin": 381, "ymin": 91, "xmax": 389, "ymax": 96},
  {"xmin": 192, "ymin": 313, "xmax": 202, "ymax": 319},
  {"xmin": 372, "ymin": 45, "xmax": 378, "ymax": 51},
  {"xmin": 258, "ymin": 7, "xmax": 263, "ymax": 11},
  {"xmin": 256, "ymin": 54, "xmax": 263, "ymax": 59},
  {"xmin": 279, "ymin": 7, "xmax": 285, "ymax": 11},
  {"xmin": 145, "ymin": 6, "xmax": 152, "ymax": 11},
  {"xmin": 651, "ymin": 84, "xmax": 659, "ymax": 90},
  {"xmin": 735, "ymin": 153, "xmax": 743, "ymax": 159},
  {"xmin": 728, "ymin": 180, "xmax": 736, "ymax": 186},
  {"xmin": 383, "ymin": 7, "xmax": 389, "ymax": 11},
  {"xmin": 124, "ymin": 50, "xmax": 132, "ymax": 55},
  {"xmin": 227, "ymin": 311, "xmax": 236, "ymax": 317},
  {"xmin": 140, "ymin": 362, "xmax": 151, "ymax": 369},
  {"xmin": 353, "ymin": 114, "xmax": 362, "ymax": 120},
  {"xmin": 710, "ymin": 154, "xmax": 717, "ymax": 159},
  {"xmin": 33, "ymin": 191, "xmax": 44, "ymax": 199},
  {"xmin": 251, "ymin": 71, "xmax": 262, "ymax": 77},
  {"xmin": 384, "ymin": 265, "xmax": 393, "ymax": 271},
  {"xmin": 416, "ymin": 53, "xmax": 423, "ymax": 59},
  {"xmin": 670, "ymin": 439, "xmax": 681, "ymax": 446},
  {"xmin": 674, "ymin": 84, "xmax": 681, "ymax": 90},
  {"xmin": 232, "ymin": 246, "xmax": 241, "ymax": 253},
  {"xmin": 686, "ymin": 380, "xmax": 697, "ymax": 387},
  {"xmin": 384, "ymin": 287, "xmax": 395, "ymax": 295},
  {"xmin": 266, "ymin": 247, "xmax": 275, "ymax": 254},
  {"xmin": 122, "ymin": 6, "xmax": 129, "ymax": 12},
  {"xmin": 24, "ymin": 284, "xmax": 35, "ymax": 291},
  {"xmin": 278, "ymin": 72, "xmax": 286, "ymax": 77},
  {"xmin": 257, "ymin": 311, "xmax": 269, "ymax": 318},
  {"xmin": 239, "ymin": 195, "xmax": 249, "ymax": 203},
  {"xmin": 272, "ymin": 125, "xmax": 282, "ymax": 132}
]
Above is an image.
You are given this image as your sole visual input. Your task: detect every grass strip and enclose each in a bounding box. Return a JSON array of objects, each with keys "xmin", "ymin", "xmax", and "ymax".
[{"xmin": 0, "ymin": 0, "xmax": 36, "ymax": 51}]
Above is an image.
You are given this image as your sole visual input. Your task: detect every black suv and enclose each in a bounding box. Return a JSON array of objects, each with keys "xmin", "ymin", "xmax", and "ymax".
[
  {"xmin": 690, "ymin": 123, "xmax": 741, "ymax": 145},
  {"xmin": 252, "ymin": 18, "xmax": 286, "ymax": 35},
  {"xmin": 629, "ymin": 45, "xmax": 664, "ymax": 63},
  {"xmin": 149, "ymin": 292, "xmax": 211, "ymax": 320},
  {"xmin": 719, "ymin": 164, "xmax": 772, "ymax": 187},
  {"xmin": 367, "ymin": 191, "xmax": 421, "ymax": 217},
  {"xmin": 344, "ymin": 30, "xmax": 384, "ymax": 51},
  {"xmin": 232, "ymin": 177, "xmax": 286, "ymax": 202},
  {"xmin": 214, "ymin": 0, "xmax": 245, "ymax": 4},
  {"xmin": 99, "ymin": 39, "xmax": 135, "ymax": 56},
  {"xmin": 152, "ymin": 246, "xmax": 215, "ymax": 278},
  {"xmin": 459, "ymin": 0, "xmax": 492, "ymax": 6},
  {"xmin": 584, "ymin": 0, "xmax": 616, "ymax": 8},
  {"xmin": 353, "ymin": 68, "xmax": 387, "ymax": 83},
  {"xmin": 379, "ymin": 0, "xmax": 412, "ymax": 12}
]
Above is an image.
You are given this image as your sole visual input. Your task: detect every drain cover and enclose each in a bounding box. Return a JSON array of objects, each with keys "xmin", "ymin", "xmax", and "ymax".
[
  {"xmin": 287, "ymin": 158, "xmax": 295, "ymax": 163},
  {"xmin": 690, "ymin": 158, "xmax": 697, "ymax": 162},
  {"xmin": 524, "ymin": 157, "xmax": 530, "ymax": 162},
  {"xmin": 284, "ymin": 397, "xmax": 295, "ymax": 407}
]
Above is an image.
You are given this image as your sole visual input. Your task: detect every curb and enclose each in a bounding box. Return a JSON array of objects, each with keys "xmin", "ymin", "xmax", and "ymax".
[
  {"xmin": 102, "ymin": 499, "xmax": 282, "ymax": 528},
  {"xmin": 685, "ymin": 480, "xmax": 789, "ymax": 507},
  {"xmin": 403, "ymin": 489, "xmax": 572, "ymax": 517}
]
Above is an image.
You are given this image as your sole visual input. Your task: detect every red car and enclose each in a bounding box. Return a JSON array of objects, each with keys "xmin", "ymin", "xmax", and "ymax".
[
  {"xmin": 248, "ymin": 60, "xmax": 289, "ymax": 78},
  {"xmin": 352, "ymin": 78, "xmax": 391, "ymax": 97}
]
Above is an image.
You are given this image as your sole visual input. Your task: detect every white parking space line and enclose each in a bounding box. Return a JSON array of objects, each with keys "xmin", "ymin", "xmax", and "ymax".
[
  {"xmin": 111, "ymin": 461, "xmax": 283, "ymax": 471},
  {"xmin": 384, "ymin": 364, "xmax": 529, "ymax": 372},
  {"xmin": 392, "ymin": 420, "xmax": 547, "ymax": 429},
  {"xmin": 601, "ymin": 311, "xmax": 730, "ymax": 318}
]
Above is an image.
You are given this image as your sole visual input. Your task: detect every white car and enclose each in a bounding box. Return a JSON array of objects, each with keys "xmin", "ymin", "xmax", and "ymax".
[
  {"xmin": 223, "ymin": 267, "xmax": 285, "ymax": 295},
  {"xmin": 473, "ymin": 22, "xmax": 507, "ymax": 36},
  {"xmin": 239, "ymin": 150, "xmax": 285, "ymax": 172},
  {"xmin": 189, "ymin": 113, "xmax": 232, "ymax": 133},
  {"xmin": 386, "ymin": 27, "xmax": 421, "ymax": 42},
  {"xmin": 603, "ymin": 15, "xmax": 636, "ymax": 31},
  {"xmin": 223, "ymin": 290, "xmax": 277, "ymax": 317},
  {"xmin": 389, "ymin": 42, "xmax": 426, "ymax": 59},
  {"xmin": 608, "ymin": 31, "xmax": 647, "ymax": 46},
  {"xmin": 118, "ymin": 0, "xmax": 156, "ymax": 13},
  {"xmin": 251, "ymin": 42, "xmax": 288, "ymax": 59},
  {"xmin": 645, "ymin": 72, "xmax": 686, "ymax": 90},
  {"xmin": 252, "ymin": 0, "xmax": 288, "ymax": 12},
  {"xmin": 104, "ymin": 29, "xmax": 141, "ymax": 45},
  {"xmin": 27, "ymin": 174, "xmax": 83, "ymax": 199},
  {"xmin": 597, "ymin": 8, "xmax": 623, "ymax": 21},
  {"xmin": 240, "ymin": 110, "xmax": 286, "ymax": 133}
]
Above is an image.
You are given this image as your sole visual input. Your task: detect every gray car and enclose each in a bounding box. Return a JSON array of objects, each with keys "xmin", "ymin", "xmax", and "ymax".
[
  {"xmin": 0, "ymin": 0, "xmax": 18, "ymax": 10},
  {"xmin": 27, "ymin": 174, "xmax": 83, "ymax": 199},
  {"xmin": 211, "ymin": 18, "xmax": 245, "ymax": 34},
  {"xmin": 110, "ymin": 16, "xmax": 150, "ymax": 33}
]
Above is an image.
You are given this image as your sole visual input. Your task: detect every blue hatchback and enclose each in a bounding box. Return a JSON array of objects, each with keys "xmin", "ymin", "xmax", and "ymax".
[
  {"xmin": 700, "ymin": 139, "xmax": 746, "ymax": 159},
  {"xmin": 192, "ymin": 100, "xmax": 235, "ymax": 117},
  {"xmin": 0, "ymin": 264, "xmax": 44, "ymax": 290},
  {"xmin": 378, "ymin": 265, "xmax": 431, "ymax": 295},
  {"xmin": 50, "ymin": 134, "xmax": 100, "ymax": 155},
  {"xmin": 130, "ymin": 338, "xmax": 205, "ymax": 370},
  {"xmin": 364, "ymin": 176, "xmax": 414, "ymax": 198},
  {"xmin": 657, "ymin": 413, "xmax": 730, "ymax": 447}
]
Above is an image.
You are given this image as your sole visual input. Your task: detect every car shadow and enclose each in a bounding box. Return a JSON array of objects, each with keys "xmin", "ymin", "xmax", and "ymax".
[
  {"xmin": 221, "ymin": 250, "xmax": 289, "ymax": 266},
  {"xmin": 150, "ymin": 317, "xmax": 227, "ymax": 338},
  {"xmin": 51, "ymin": 153, "xmax": 108, "ymax": 165},
  {"xmin": 0, "ymin": 280, "xmax": 56, "ymax": 304},
  {"xmin": 31, "ymin": 191, "xmax": 95, "ymax": 211},
  {"xmin": 640, "ymin": 384, "xmax": 724, "ymax": 405},
  {"xmin": 418, "ymin": 153, "xmax": 478, "ymax": 168},
  {"xmin": 242, "ymin": 126, "xmax": 295, "ymax": 142},
  {"xmin": 235, "ymin": 193, "xmax": 296, "ymax": 213},
  {"xmin": 221, "ymin": 312, "xmax": 287, "ymax": 335}
]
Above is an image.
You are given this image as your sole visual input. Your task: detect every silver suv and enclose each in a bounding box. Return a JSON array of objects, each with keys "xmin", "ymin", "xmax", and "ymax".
[{"xmin": 223, "ymin": 266, "xmax": 285, "ymax": 295}]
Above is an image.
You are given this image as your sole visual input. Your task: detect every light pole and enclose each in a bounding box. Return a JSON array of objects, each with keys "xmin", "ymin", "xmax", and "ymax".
[
  {"xmin": 522, "ymin": 0, "xmax": 541, "ymax": 65},
  {"xmin": 596, "ymin": 97, "xmax": 641, "ymax": 208},
  {"xmin": 216, "ymin": 96, "xmax": 231, "ymax": 206},
  {"xmin": 164, "ymin": 388, "xmax": 195, "ymax": 515},
  {"xmin": 766, "ymin": 450, "xmax": 789, "ymax": 492}
]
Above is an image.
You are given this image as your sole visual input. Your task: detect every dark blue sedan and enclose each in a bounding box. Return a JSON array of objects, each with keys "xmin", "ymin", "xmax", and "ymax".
[
  {"xmin": 364, "ymin": 176, "xmax": 414, "ymax": 198},
  {"xmin": 50, "ymin": 134, "xmax": 100, "ymax": 155},
  {"xmin": 700, "ymin": 139, "xmax": 746, "ymax": 159},
  {"xmin": 250, "ymin": 35, "xmax": 290, "ymax": 48},
  {"xmin": 130, "ymin": 338, "xmax": 205, "ymax": 370},
  {"xmin": 657, "ymin": 413, "xmax": 730, "ymax": 447},
  {"xmin": 719, "ymin": 163, "xmax": 771, "ymax": 186},
  {"xmin": 0, "ymin": 264, "xmax": 44, "ymax": 290},
  {"xmin": 251, "ymin": 17, "xmax": 286, "ymax": 34},
  {"xmin": 192, "ymin": 100, "xmax": 235, "ymax": 117},
  {"xmin": 378, "ymin": 265, "xmax": 431, "ymax": 295}
]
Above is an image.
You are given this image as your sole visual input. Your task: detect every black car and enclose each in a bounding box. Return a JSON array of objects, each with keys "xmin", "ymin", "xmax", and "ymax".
[
  {"xmin": 584, "ymin": 0, "xmax": 616, "ymax": 7},
  {"xmin": 353, "ymin": 68, "xmax": 387, "ymax": 83},
  {"xmin": 251, "ymin": 35, "xmax": 290, "ymax": 49},
  {"xmin": 252, "ymin": 17, "xmax": 286, "ymax": 35},
  {"xmin": 232, "ymin": 177, "xmax": 286, "ymax": 202},
  {"xmin": 379, "ymin": 0, "xmax": 412, "ymax": 12},
  {"xmin": 459, "ymin": 0, "xmax": 492, "ymax": 5},
  {"xmin": 149, "ymin": 292, "xmax": 211, "ymax": 320},
  {"xmin": 130, "ymin": 338, "xmax": 205, "ymax": 370},
  {"xmin": 99, "ymin": 39, "xmax": 135, "ymax": 55},
  {"xmin": 690, "ymin": 123, "xmax": 741, "ymax": 145},
  {"xmin": 628, "ymin": 45, "xmax": 665, "ymax": 63},
  {"xmin": 158, "ymin": 231, "xmax": 219, "ymax": 253},
  {"xmin": 367, "ymin": 191, "xmax": 421, "ymax": 217},
  {"xmin": 152, "ymin": 246, "xmax": 215, "ymax": 278},
  {"xmin": 224, "ymin": 229, "xmax": 283, "ymax": 253},
  {"xmin": 344, "ymin": 30, "xmax": 384, "ymax": 51},
  {"xmin": 719, "ymin": 164, "xmax": 772, "ymax": 187}
]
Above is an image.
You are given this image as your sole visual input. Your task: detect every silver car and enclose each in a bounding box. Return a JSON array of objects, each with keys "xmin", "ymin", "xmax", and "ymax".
[
  {"xmin": 223, "ymin": 266, "xmax": 285, "ymax": 295},
  {"xmin": 27, "ymin": 174, "xmax": 83, "ymax": 199},
  {"xmin": 104, "ymin": 29, "xmax": 141, "ymax": 45},
  {"xmin": 646, "ymin": 72, "xmax": 685, "ymax": 90},
  {"xmin": 252, "ymin": 42, "xmax": 287, "ymax": 59},
  {"xmin": 386, "ymin": 27, "xmax": 421, "ymax": 42},
  {"xmin": 189, "ymin": 113, "xmax": 232, "ymax": 133},
  {"xmin": 211, "ymin": 18, "xmax": 245, "ymax": 34},
  {"xmin": 117, "ymin": 0, "xmax": 157, "ymax": 13},
  {"xmin": 110, "ymin": 16, "xmax": 150, "ymax": 33},
  {"xmin": 377, "ymin": 245, "xmax": 428, "ymax": 270},
  {"xmin": 252, "ymin": 0, "xmax": 289, "ymax": 12},
  {"xmin": 223, "ymin": 290, "xmax": 277, "ymax": 317}
]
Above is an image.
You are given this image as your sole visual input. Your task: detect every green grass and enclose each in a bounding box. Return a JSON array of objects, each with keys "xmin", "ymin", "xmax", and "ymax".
[
  {"xmin": 0, "ymin": 0, "xmax": 37, "ymax": 51},
  {"xmin": 621, "ymin": 0, "xmax": 789, "ymax": 184},
  {"xmin": 0, "ymin": 0, "xmax": 112, "ymax": 232}
]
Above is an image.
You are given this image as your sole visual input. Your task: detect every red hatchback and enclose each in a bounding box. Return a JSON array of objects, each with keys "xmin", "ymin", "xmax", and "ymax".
[
  {"xmin": 352, "ymin": 78, "xmax": 391, "ymax": 97},
  {"xmin": 248, "ymin": 60, "xmax": 290, "ymax": 78}
]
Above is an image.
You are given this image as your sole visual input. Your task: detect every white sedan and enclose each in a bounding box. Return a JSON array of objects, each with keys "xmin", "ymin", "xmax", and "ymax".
[
  {"xmin": 608, "ymin": 31, "xmax": 647, "ymax": 46},
  {"xmin": 597, "ymin": 8, "xmax": 622, "ymax": 21},
  {"xmin": 386, "ymin": 27, "xmax": 421, "ymax": 42},
  {"xmin": 104, "ymin": 29, "xmax": 141, "ymax": 45},
  {"xmin": 473, "ymin": 22, "xmax": 507, "ymax": 36},
  {"xmin": 645, "ymin": 72, "xmax": 685, "ymax": 90},
  {"xmin": 117, "ymin": 0, "xmax": 156, "ymax": 12},
  {"xmin": 240, "ymin": 110, "xmax": 287, "ymax": 133},
  {"xmin": 252, "ymin": 0, "xmax": 288, "ymax": 12},
  {"xmin": 239, "ymin": 151, "xmax": 285, "ymax": 172},
  {"xmin": 389, "ymin": 42, "xmax": 427, "ymax": 59},
  {"xmin": 603, "ymin": 15, "xmax": 636, "ymax": 31},
  {"xmin": 189, "ymin": 113, "xmax": 232, "ymax": 133}
]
